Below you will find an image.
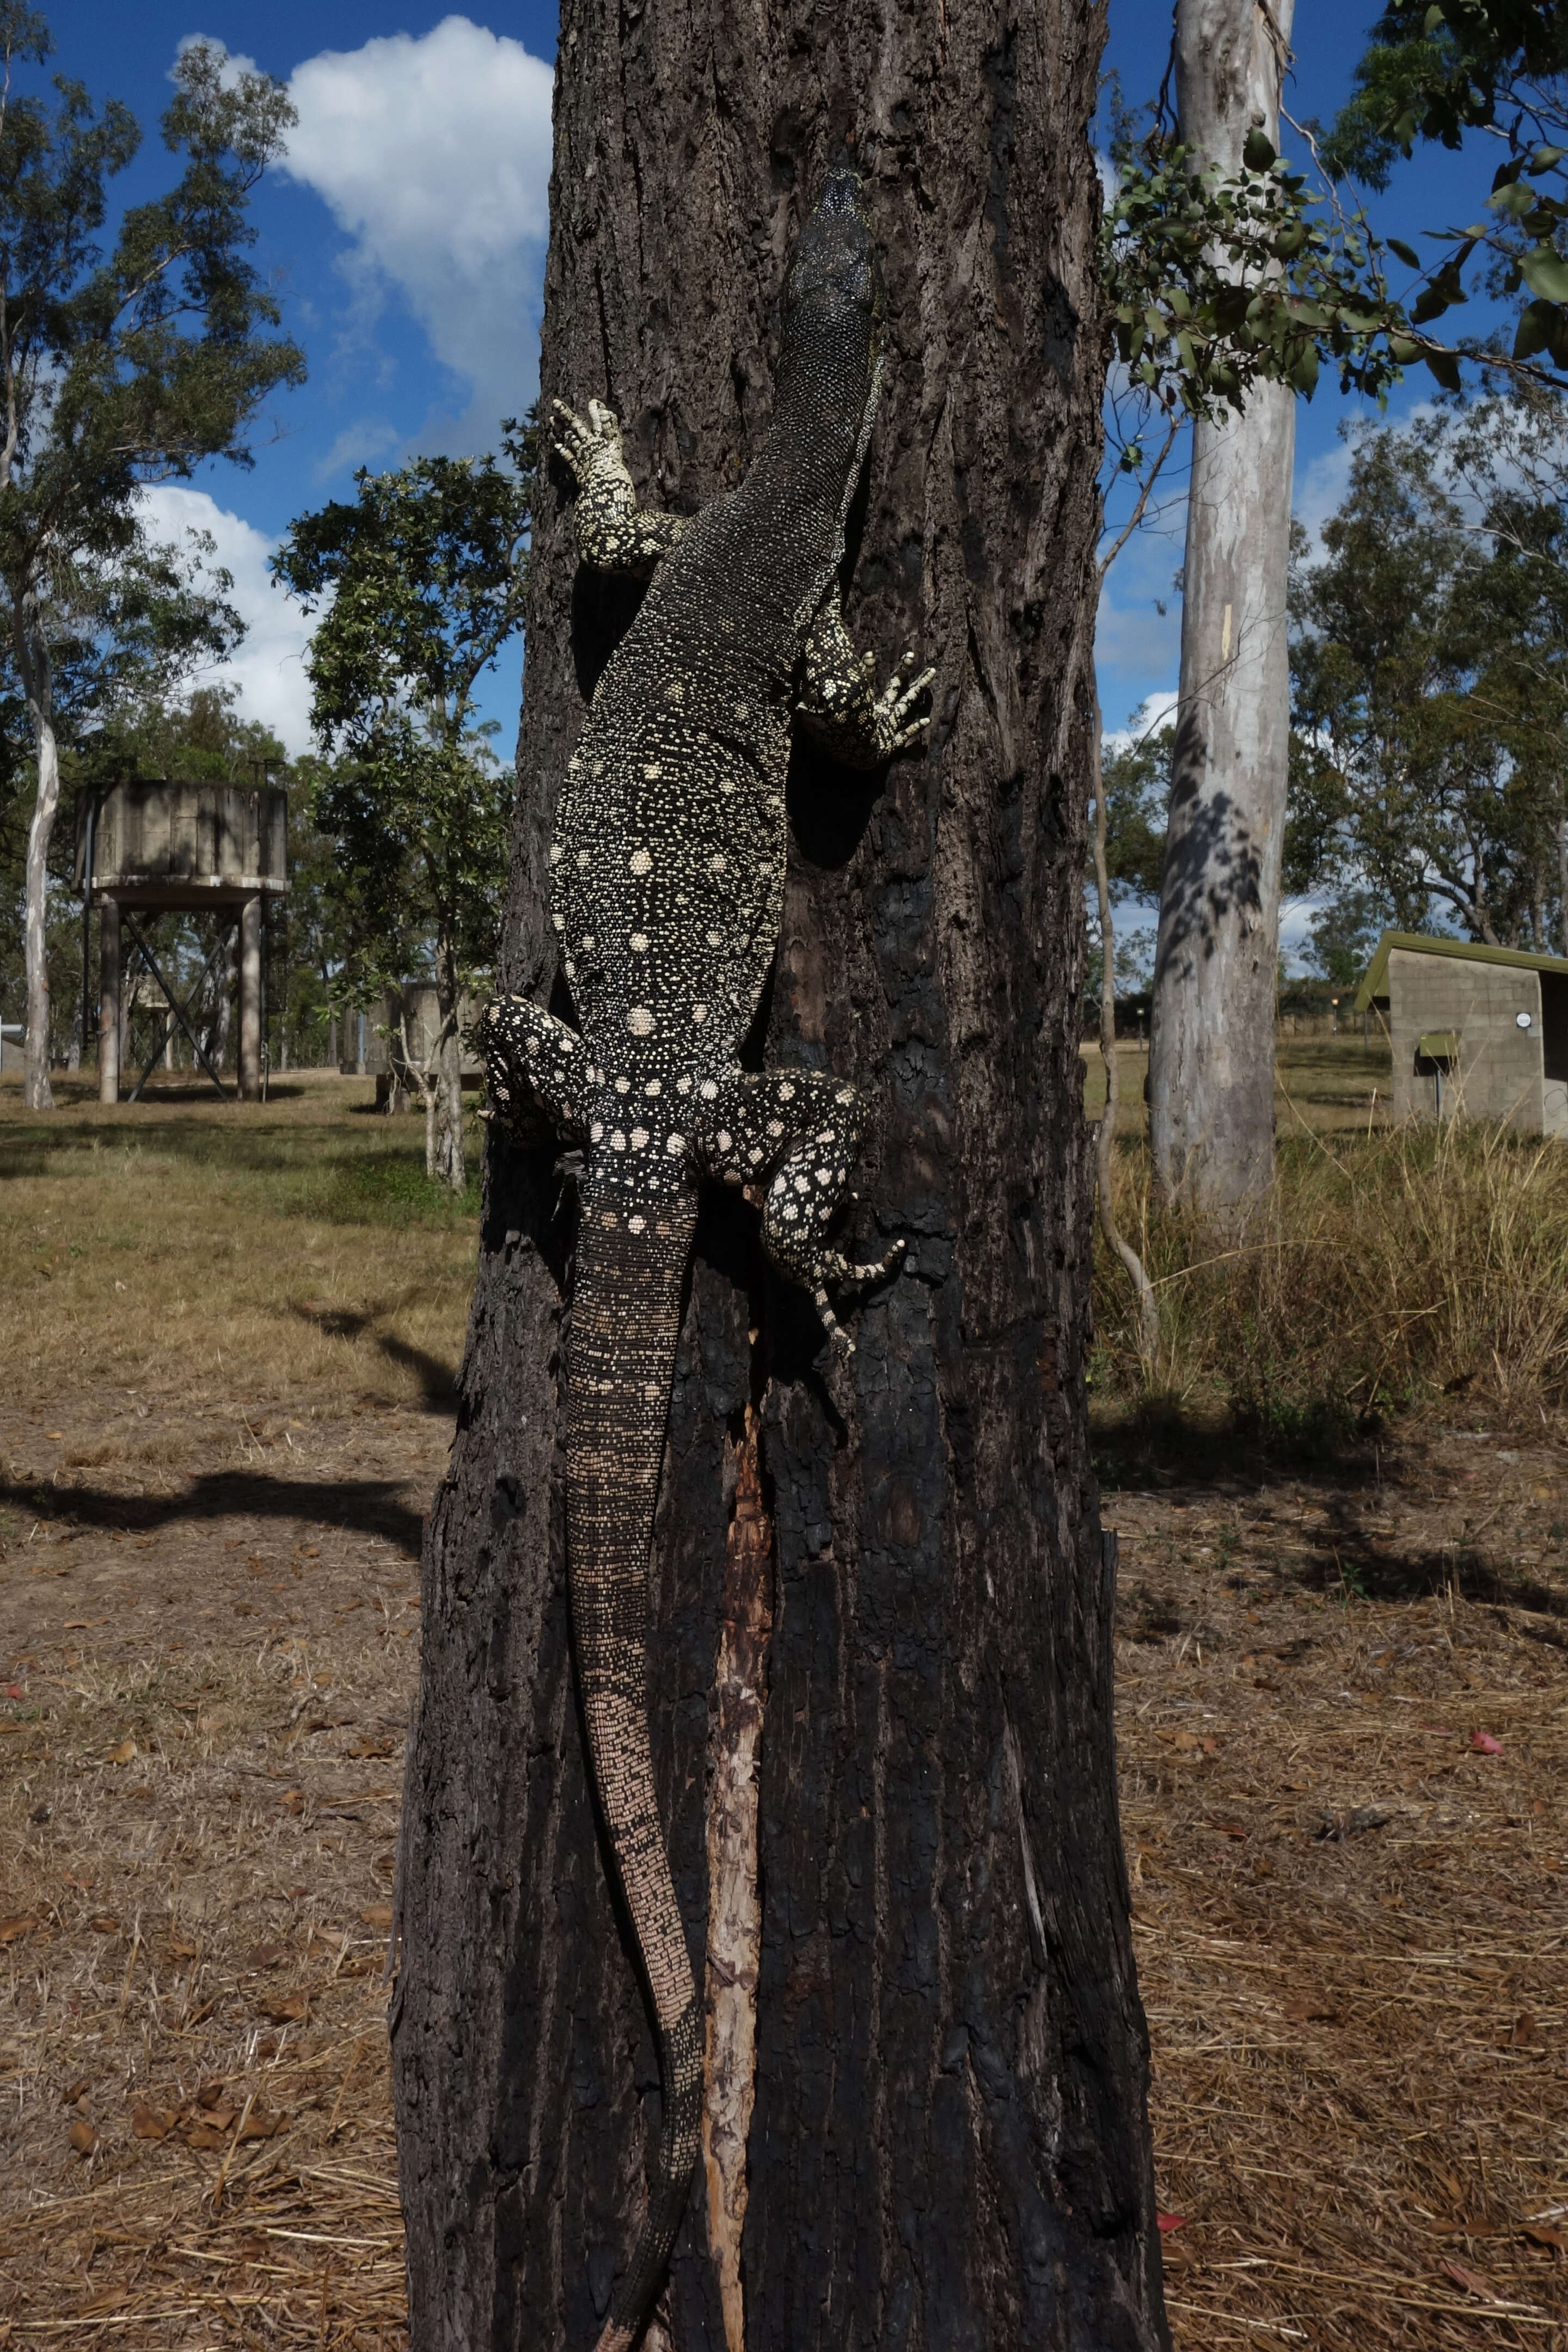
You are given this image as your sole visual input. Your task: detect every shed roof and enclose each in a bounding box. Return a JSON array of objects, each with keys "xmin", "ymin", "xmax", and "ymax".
[{"xmin": 1353, "ymin": 929, "xmax": 1568, "ymax": 1014}]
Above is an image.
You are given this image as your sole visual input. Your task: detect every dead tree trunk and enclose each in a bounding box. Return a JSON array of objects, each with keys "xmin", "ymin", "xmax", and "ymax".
[
  {"xmin": 391, "ymin": 3, "xmax": 1168, "ymax": 2347},
  {"xmin": 1148, "ymin": 0, "xmax": 1298, "ymax": 1218}
]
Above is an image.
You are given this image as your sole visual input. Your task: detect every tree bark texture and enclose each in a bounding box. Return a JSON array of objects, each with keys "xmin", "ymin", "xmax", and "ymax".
[
  {"xmin": 17, "ymin": 602, "xmax": 58, "ymax": 1111},
  {"xmin": 1149, "ymin": 0, "xmax": 1298, "ymax": 1218},
  {"xmin": 393, "ymin": 3, "xmax": 1169, "ymax": 2347}
]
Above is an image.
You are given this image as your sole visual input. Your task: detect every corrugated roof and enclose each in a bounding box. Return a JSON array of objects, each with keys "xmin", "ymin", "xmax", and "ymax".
[{"xmin": 1353, "ymin": 930, "xmax": 1568, "ymax": 1013}]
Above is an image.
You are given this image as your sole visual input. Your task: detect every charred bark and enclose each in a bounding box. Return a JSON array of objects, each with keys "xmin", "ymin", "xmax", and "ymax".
[{"xmin": 392, "ymin": 3, "xmax": 1168, "ymax": 2346}]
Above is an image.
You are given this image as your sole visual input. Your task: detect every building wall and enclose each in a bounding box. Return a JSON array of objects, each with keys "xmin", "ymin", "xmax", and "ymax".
[{"xmin": 1388, "ymin": 948, "xmax": 1545, "ymax": 1131}]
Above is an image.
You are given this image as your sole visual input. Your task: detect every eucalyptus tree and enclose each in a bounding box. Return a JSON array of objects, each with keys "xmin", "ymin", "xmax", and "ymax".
[
  {"xmin": 0, "ymin": 11, "xmax": 302, "ymax": 1108},
  {"xmin": 274, "ymin": 427, "xmax": 534, "ymax": 1189},
  {"xmin": 1290, "ymin": 411, "xmax": 1566, "ymax": 950}
]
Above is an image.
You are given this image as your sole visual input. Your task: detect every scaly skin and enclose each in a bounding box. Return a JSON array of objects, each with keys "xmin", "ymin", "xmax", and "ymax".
[{"xmin": 482, "ymin": 169, "xmax": 933, "ymax": 2351}]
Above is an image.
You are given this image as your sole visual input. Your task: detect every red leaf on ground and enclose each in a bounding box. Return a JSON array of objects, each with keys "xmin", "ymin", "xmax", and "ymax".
[
  {"xmin": 1156, "ymin": 2213, "xmax": 1187, "ymax": 2233},
  {"xmin": 1471, "ymin": 1731, "xmax": 1503, "ymax": 1755},
  {"xmin": 1440, "ymin": 2257, "xmax": 1497, "ymax": 2299}
]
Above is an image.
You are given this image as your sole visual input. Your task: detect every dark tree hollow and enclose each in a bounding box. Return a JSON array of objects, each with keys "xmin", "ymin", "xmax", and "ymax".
[{"xmin": 391, "ymin": 3, "xmax": 1171, "ymax": 2347}]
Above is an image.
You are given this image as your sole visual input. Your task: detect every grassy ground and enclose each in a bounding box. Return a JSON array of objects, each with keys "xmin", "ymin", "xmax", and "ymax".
[
  {"xmin": 0, "ymin": 1066, "xmax": 1564, "ymax": 2348},
  {"xmin": 1081, "ymin": 1030, "xmax": 1394, "ymax": 1136}
]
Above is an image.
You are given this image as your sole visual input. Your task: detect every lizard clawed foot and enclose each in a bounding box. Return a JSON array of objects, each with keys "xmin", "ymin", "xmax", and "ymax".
[
  {"xmin": 551, "ymin": 396, "xmax": 630, "ymax": 482},
  {"xmin": 874, "ymin": 651, "xmax": 938, "ymax": 755}
]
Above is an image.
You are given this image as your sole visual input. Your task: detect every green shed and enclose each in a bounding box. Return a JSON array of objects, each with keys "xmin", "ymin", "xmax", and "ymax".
[{"xmin": 1355, "ymin": 931, "xmax": 1568, "ymax": 1135}]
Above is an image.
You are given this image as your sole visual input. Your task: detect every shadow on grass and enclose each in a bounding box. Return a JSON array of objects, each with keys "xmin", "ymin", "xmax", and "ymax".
[
  {"xmin": 1096, "ymin": 1396, "xmax": 1568, "ymax": 1626},
  {"xmin": 0, "ymin": 1471, "xmax": 424, "ymax": 1556},
  {"xmin": 1093, "ymin": 1394, "xmax": 1380, "ymax": 1494},
  {"xmin": 291, "ymin": 1301, "xmax": 460, "ymax": 1411}
]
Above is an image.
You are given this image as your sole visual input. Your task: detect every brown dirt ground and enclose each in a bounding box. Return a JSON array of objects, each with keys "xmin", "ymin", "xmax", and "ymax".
[{"xmin": 1, "ymin": 1074, "xmax": 1564, "ymax": 2348}]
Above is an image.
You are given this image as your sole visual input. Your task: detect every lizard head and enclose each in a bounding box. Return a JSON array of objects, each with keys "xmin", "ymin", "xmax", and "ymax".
[{"xmin": 785, "ymin": 167, "xmax": 878, "ymax": 340}]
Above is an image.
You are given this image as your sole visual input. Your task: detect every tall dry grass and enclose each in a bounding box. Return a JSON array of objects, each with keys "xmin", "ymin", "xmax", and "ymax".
[{"xmin": 1092, "ymin": 1117, "xmax": 1568, "ymax": 1429}]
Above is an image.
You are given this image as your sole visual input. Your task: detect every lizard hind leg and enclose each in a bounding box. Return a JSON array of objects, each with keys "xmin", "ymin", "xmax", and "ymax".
[
  {"xmin": 478, "ymin": 996, "xmax": 587, "ymax": 1146},
  {"xmin": 699, "ymin": 1069, "xmax": 904, "ymax": 1352}
]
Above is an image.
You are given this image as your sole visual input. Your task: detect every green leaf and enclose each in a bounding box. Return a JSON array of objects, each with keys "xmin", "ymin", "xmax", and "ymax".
[
  {"xmin": 1533, "ymin": 146, "xmax": 1568, "ymax": 173},
  {"xmin": 1386, "ymin": 238, "xmax": 1422, "ymax": 269},
  {"xmin": 1290, "ymin": 342, "xmax": 1320, "ymax": 397},
  {"xmin": 1423, "ymin": 346, "xmax": 1462, "ymax": 393},
  {"xmin": 1512, "ymin": 299, "xmax": 1555, "ymax": 360},
  {"xmin": 1242, "ymin": 128, "xmax": 1277, "ymax": 171},
  {"xmin": 1421, "ymin": 2, "xmax": 1444, "ymax": 26},
  {"xmin": 1521, "ymin": 245, "xmax": 1568, "ymax": 304}
]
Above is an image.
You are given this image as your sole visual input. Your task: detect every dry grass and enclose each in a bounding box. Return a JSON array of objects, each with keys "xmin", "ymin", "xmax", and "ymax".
[
  {"xmin": 2, "ymin": 1070, "xmax": 478, "ymax": 1410},
  {"xmin": 2, "ymin": 1068, "xmax": 1566, "ymax": 2347},
  {"xmin": 1110, "ymin": 1444, "xmax": 1568, "ymax": 2349},
  {"xmin": 1093, "ymin": 1111, "xmax": 1568, "ymax": 1432}
]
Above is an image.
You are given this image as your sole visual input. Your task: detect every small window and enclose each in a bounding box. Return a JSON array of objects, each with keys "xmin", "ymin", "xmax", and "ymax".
[{"xmin": 1542, "ymin": 972, "xmax": 1568, "ymax": 1085}]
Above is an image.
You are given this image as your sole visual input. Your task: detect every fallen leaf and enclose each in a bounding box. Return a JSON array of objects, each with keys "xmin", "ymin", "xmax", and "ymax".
[
  {"xmin": 179, "ymin": 2121, "xmax": 226, "ymax": 2150},
  {"xmin": 1471, "ymin": 1731, "xmax": 1504, "ymax": 1756},
  {"xmin": 1440, "ymin": 2257, "xmax": 1497, "ymax": 2299},
  {"xmin": 68, "ymin": 2120, "xmax": 98, "ymax": 2157},
  {"xmin": 1208, "ymin": 1822, "xmax": 1247, "ymax": 1840},
  {"xmin": 1508, "ymin": 2011, "xmax": 1538, "ymax": 2045},
  {"xmin": 60, "ymin": 2080, "xmax": 88, "ymax": 2104},
  {"xmin": 0, "ymin": 1915, "xmax": 39, "ymax": 1944},
  {"xmin": 360, "ymin": 1903, "xmax": 394, "ymax": 1931},
  {"xmin": 1156, "ymin": 2212, "xmax": 1187, "ymax": 2233},
  {"xmin": 247, "ymin": 1942, "xmax": 284, "ymax": 1971},
  {"xmin": 168, "ymin": 1930, "xmax": 199, "ymax": 1959},
  {"xmin": 1524, "ymin": 2222, "xmax": 1566, "ymax": 2251},
  {"xmin": 195, "ymin": 2081, "xmax": 229, "ymax": 2109},
  {"xmin": 345, "ymin": 1735, "xmax": 394, "ymax": 1759},
  {"xmin": 87, "ymin": 1914, "xmax": 121, "ymax": 1934},
  {"xmin": 105, "ymin": 1736, "xmax": 137, "ymax": 1766},
  {"xmin": 280, "ymin": 1787, "xmax": 305, "ymax": 1813},
  {"xmin": 61, "ymin": 1872, "xmax": 93, "ymax": 1893},
  {"xmin": 1283, "ymin": 1996, "xmax": 1339, "ymax": 2023},
  {"xmin": 264, "ymin": 1992, "xmax": 309, "ymax": 2025},
  {"xmin": 131, "ymin": 2105, "xmax": 173, "ymax": 2142},
  {"xmin": 238, "ymin": 2106, "xmax": 285, "ymax": 2141},
  {"xmin": 339, "ymin": 1955, "xmax": 376, "ymax": 1977},
  {"xmin": 44, "ymin": 1431, "xmax": 63, "ymax": 1441}
]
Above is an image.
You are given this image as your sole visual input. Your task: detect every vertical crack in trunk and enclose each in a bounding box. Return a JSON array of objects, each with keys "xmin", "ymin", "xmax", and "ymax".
[{"xmin": 702, "ymin": 1400, "xmax": 774, "ymax": 2352}]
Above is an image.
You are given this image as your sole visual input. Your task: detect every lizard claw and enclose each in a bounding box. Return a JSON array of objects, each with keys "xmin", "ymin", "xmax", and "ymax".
[{"xmin": 874, "ymin": 656, "xmax": 937, "ymax": 756}]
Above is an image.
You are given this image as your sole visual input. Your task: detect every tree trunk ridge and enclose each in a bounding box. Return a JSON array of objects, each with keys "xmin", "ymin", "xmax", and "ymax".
[{"xmin": 392, "ymin": 3, "xmax": 1168, "ymax": 2346}]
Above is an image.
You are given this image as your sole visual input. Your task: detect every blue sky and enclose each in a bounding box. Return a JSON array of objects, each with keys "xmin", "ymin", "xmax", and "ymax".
[{"xmin": 52, "ymin": 0, "xmax": 1509, "ymax": 813}]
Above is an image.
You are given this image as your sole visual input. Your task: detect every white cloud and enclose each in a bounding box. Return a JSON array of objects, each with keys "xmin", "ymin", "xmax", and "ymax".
[
  {"xmin": 279, "ymin": 17, "xmax": 554, "ymax": 450},
  {"xmin": 138, "ymin": 485, "xmax": 317, "ymax": 754}
]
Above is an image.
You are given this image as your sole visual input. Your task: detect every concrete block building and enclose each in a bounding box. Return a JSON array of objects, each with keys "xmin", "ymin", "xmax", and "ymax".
[{"xmin": 1355, "ymin": 930, "xmax": 1568, "ymax": 1135}]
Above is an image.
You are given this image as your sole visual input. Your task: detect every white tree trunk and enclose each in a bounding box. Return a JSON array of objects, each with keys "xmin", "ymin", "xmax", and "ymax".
[
  {"xmin": 18, "ymin": 596, "xmax": 59, "ymax": 1113},
  {"xmin": 1148, "ymin": 0, "xmax": 1297, "ymax": 1219}
]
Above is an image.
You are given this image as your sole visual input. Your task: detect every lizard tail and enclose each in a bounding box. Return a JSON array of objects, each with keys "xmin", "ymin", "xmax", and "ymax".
[{"xmin": 568, "ymin": 1177, "xmax": 703, "ymax": 2352}]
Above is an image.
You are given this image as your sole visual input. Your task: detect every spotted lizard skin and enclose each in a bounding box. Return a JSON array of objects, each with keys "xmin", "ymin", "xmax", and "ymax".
[{"xmin": 481, "ymin": 170, "xmax": 933, "ymax": 2352}]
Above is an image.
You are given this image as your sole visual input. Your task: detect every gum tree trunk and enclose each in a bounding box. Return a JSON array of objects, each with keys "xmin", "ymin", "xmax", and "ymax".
[
  {"xmin": 1148, "ymin": 0, "xmax": 1298, "ymax": 1218},
  {"xmin": 392, "ymin": 3, "xmax": 1169, "ymax": 2347}
]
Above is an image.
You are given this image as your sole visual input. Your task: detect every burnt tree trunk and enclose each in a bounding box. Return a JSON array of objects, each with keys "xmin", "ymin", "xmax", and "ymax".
[{"xmin": 391, "ymin": 3, "xmax": 1169, "ymax": 2347}]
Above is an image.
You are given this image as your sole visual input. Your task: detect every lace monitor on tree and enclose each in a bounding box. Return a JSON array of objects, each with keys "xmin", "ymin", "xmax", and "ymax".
[{"xmin": 481, "ymin": 169, "xmax": 934, "ymax": 2352}]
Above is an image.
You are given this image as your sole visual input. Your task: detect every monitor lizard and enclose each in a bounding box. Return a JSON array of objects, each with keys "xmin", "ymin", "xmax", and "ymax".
[{"xmin": 481, "ymin": 167, "xmax": 933, "ymax": 2352}]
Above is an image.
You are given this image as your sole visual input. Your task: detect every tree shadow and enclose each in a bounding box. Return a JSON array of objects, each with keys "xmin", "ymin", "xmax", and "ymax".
[
  {"xmin": 1152, "ymin": 714, "xmax": 1261, "ymax": 992},
  {"xmin": 290, "ymin": 1302, "xmax": 459, "ymax": 1411},
  {"xmin": 0, "ymin": 1471, "xmax": 424, "ymax": 1555}
]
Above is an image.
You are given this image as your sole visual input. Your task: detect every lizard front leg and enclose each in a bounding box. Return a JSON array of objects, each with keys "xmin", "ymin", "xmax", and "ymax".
[
  {"xmin": 795, "ymin": 589, "xmax": 936, "ymax": 768},
  {"xmin": 552, "ymin": 398, "xmax": 688, "ymax": 578},
  {"xmin": 695, "ymin": 1068, "xmax": 904, "ymax": 1352},
  {"xmin": 479, "ymin": 996, "xmax": 589, "ymax": 1147}
]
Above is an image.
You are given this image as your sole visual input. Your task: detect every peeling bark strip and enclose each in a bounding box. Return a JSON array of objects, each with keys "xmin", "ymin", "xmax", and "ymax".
[
  {"xmin": 393, "ymin": 0, "xmax": 1171, "ymax": 2344},
  {"xmin": 702, "ymin": 1407, "xmax": 773, "ymax": 2352}
]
